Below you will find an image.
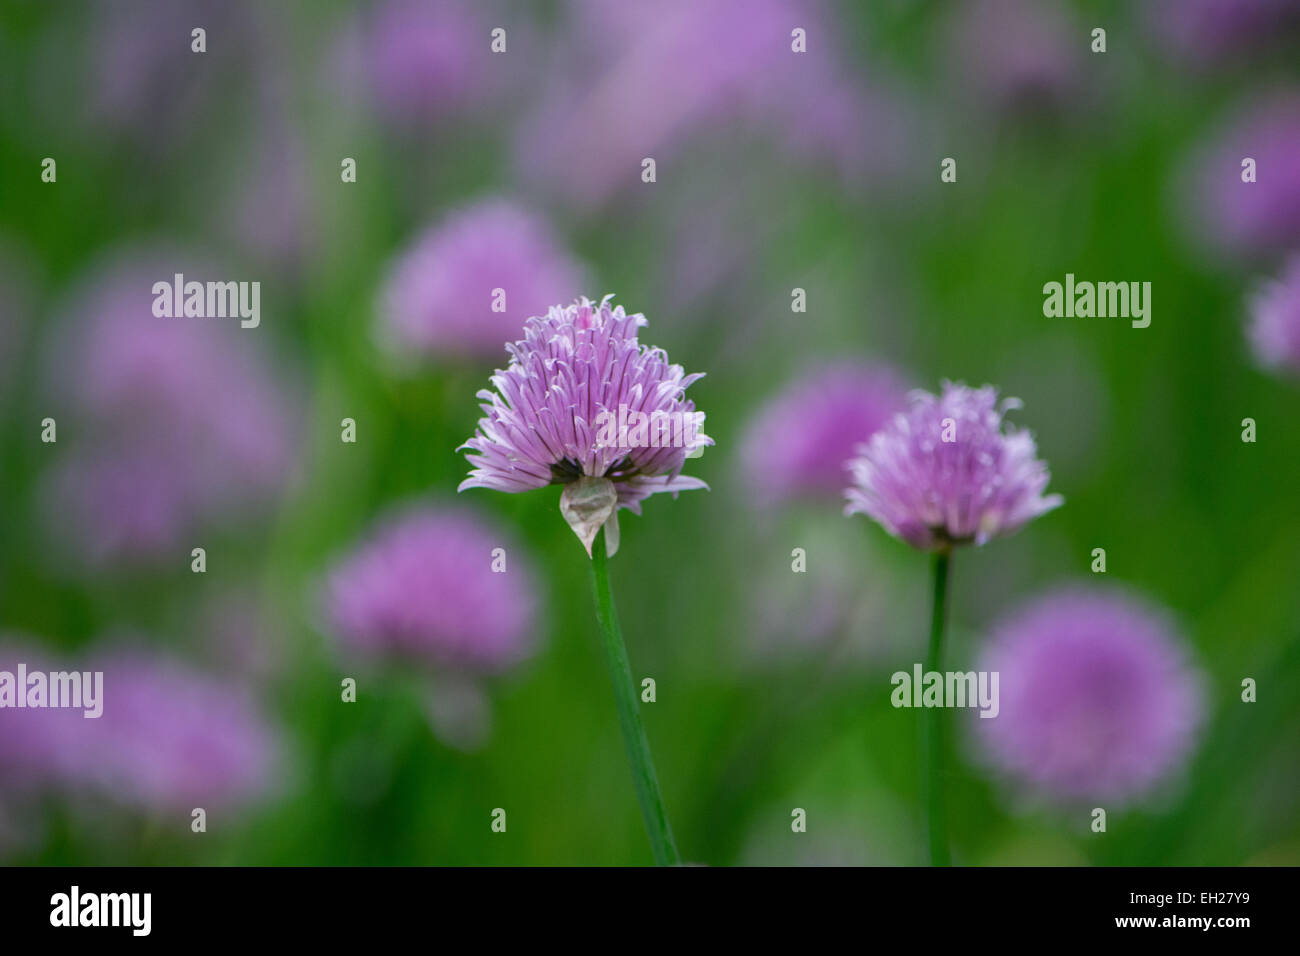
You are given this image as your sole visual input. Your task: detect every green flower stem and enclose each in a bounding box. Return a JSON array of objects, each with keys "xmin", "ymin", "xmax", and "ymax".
[
  {"xmin": 923, "ymin": 549, "xmax": 952, "ymax": 866},
  {"xmin": 589, "ymin": 527, "xmax": 680, "ymax": 866}
]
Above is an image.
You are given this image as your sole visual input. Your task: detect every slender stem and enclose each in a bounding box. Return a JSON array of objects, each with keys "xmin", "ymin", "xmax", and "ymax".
[
  {"xmin": 588, "ymin": 527, "xmax": 680, "ymax": 866},
  {"xmin": 923, "ymin": 549, "xmax": 952, "ymax": 866}
]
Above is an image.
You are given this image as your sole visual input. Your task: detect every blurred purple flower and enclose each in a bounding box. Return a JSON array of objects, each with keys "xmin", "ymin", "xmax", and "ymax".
[
  {"xmin": 977, "ymin": 589, "xmax": 1205, "ymax": 807},
  {"xmin": 76, "ymin": 650, "xmax": 280, "ymax": 813},
  {"xmin": 56, "ymin": 251, "xmax": 297, "ymax": 482},
  {"xmin": 740, "ymin": 362, "xmax": 907, "ymax": 506},
  {"xmin": 334, "ymin": 0, "xmax": 495, "ymax": 129},
  {"xmin": 1248, "ymin": 254, "xmax": 1300, "ymax": 376},
  {"xmin": 459, "ymin": 296, "xmax": 711, "ymax": 554},
  {"xmin": 1149, "ymin": 0, "xmax": 1300, "ymax": 64},
  {"xmin": 44, "ymin": 440, "xmax": 198, "ymax": 566},
  {"xmin": 942, "ymin": 0, "xmax": 1082, "ymax": 118},
  {"xmin": 324, "ymin": 505, "xmax": 539, "ymax": 674},
  {"xmin": 377, "ymin": 200, "xmax": 587, "ymax": 361},
  {"xmin": 845, "ymin": 382, "xmax": 1062, "ymax": 550},
  {"xmin": 0, "ymin": 639, "xmax": 80, "ymax": 792},
  {"xmin": 515, "ymin": 0, "xmax": 894, "ymax": 207},
  {"xmin": 1183, "ymin": 90, "xmax": 1300, "ymax": 256},
  {"xmin": 2, "ymin": 642, "xmax": 279, "ymax": 816},
  {"xmin": 42, "ymin": 248, "xmax": 300, "ymax": 565}
]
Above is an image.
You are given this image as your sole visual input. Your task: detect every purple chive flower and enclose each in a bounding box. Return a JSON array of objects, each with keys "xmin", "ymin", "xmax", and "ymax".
[
  {"xmin": 0, "ymin": 638, "xmax": 81, "ymax": 792},
  {"xmin": 977, "ymin": 589, "xmax": 1205, "ymax": 806},
  {"xmin": 514, "ymin": 0, "xmax": 889, "ymax": 208},
  {"xmin": 458, "ymin": 295, "xmax": 700, "ymax": 860},
  {"xmin": 324, "ymin": 505, "xmax": 539, "ymax": 674},
  {"xmin": 942, "ymin": 0, "xmax": 1082, "ymax": 117},
  {"xmin": 845, "ymin": 382, "xmax": 1062, "ymax": 550},
  {"xmin": 740, "ymin": 362, "xmax": 907, "ymax": 506},
  {"xmin": 459, "ymin": 296, "xmax": 711, "ymax": 555},
  {"xmin": 377, "ymin": 200, "xmax": 588, "ymax": 361},
  {"xmin": 333, "ymin": 0, "xmax": 494, "ymax": 129},
  {"xmin": 1183, "ymin": 90, "xmax": 1300, "ymax": 256},
  {"xmin": 1248, "ymin": 254, "xmax": 1300, "ymax": 376},
  {"xmin": 73, "ymin": 650, "xmax": 280, "ymax": 814},
  {"xmin": 54, "ymin": 250, "xmax": 298, "ymax": 484},
  {"xmin": 43, "ymin": 440, "xmax": 199, "ymax": 566},
  {"xmin": 42, "ymin": 249, "xmax": 299, "ymax": 564},
  {"xmin": 1, "ymin": 642, "xmax": 279, "ymax": 816}
]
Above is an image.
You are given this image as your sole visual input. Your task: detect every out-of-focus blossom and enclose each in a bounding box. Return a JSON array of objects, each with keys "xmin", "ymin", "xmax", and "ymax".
[
  {"xmin": 0, "ymin": 638, "xmax": 75, "ymax": 860},
  {"xmin": 739, "ymin": 362, "xmax": 907, "ymax": 506},
  {"xmin": 941, "ymin": 0, "xmax": 1082, "ymax": 118},
  {"xmin": 459, "ymin": 296, "xmax": 711, "ymax": 555},
  {"xmin": 845, "ymin": 382, "xmax": 1062, "ymax": 550},
  {"xmin": 976, "ymin": 589, "xmax": 1205, "ymax": 807},
  {"xmin": 1182, "ymin": 90, "xmax": 1300, "ymax": 256},
  {"xmin": 324, "ymin": 505, "xmax": 539, "ymax": 674},
  {"xmin": 377, "ymin": 200, "xmax": 587, "ymax": 361},
  {"xmin": 54, "ymin": 252, "xmax": 297, "ymax": 471},
  {"xmin": 1248, "ymin": 254, "xmax": 1300, "ymax": 376},
  {"xmin": 43, "ymin": 440, "xmax": 199, "ymax": 566},
  {"xmin": 42, "ymin": 248, "xmax": 300, "ymax": 566},
  {"xmin": 76, "ymin": 650, "xmax": 280, "ymax": 813},
  {"xmin": 1149, "ymin": 0, "xmax": 1300, "ymax": 65},
  {"xmin": 332, "ymin": 0, "xmax": 496, "ymax": 129},
  {"xmin": 2, "ymin": 641, "xmax": 280, "ymax": 815},
  {"xmin": 515, "ymin": 0, "xmax": 899, "ymax": 208},
  {"xmin": 0, "ymin": 638, "xmax": 79, "ymax": 791}
]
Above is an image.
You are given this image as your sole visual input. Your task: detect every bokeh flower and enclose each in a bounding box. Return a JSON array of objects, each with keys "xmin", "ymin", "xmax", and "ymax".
[
  {"xmin": 976, "ymin": 588, "xmax": 1205, "ymax": 807},
  {"xmin": 459, "ymin": 296, "xmax": 711, "ymax": 555},
  {"xmin": 324, "ymin": 505, "xmax": 539, "ymax": 674},
  {"xmin": 1247, "ymin": 253, "xmax": 1300, "ymax": 376},
  {"xmin": 514, "ymin": 0, "xmax": 896, "ymax": 208},
  {"xmin": 377, "ymin": 200, "xmax": 587, "ymax": 362},
  {"xmin": 0, "ymin": 638, "xmax": 80, "ymax": 792},
  {"xmin": 0, "ymin": 641, "xmax": 280, "ymax": 815},
  {"xmin": 739, "ymin": 361, "xmax": 907, "ymax": 506},
  {"xmin": 76, "ymin": 649, "xmax": 281, "ymax": 813},
  {"xmin": 43, "ymin": 440, "xmax": 201, "ymax": 566},
  {"xmin": 41, "ymin": 248, "xmax": 300, "ymax": 566},
  {"xmin": 844, "ymin": 382, "xmax": 1062, "ymax": 551},
  {"xmin": 334, "ymin": 0, "xmax": 495, "ymax": 130},
  {"xmin": 1183, "ymin": 89, "xmax": 1300, "ymax": 256}
]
